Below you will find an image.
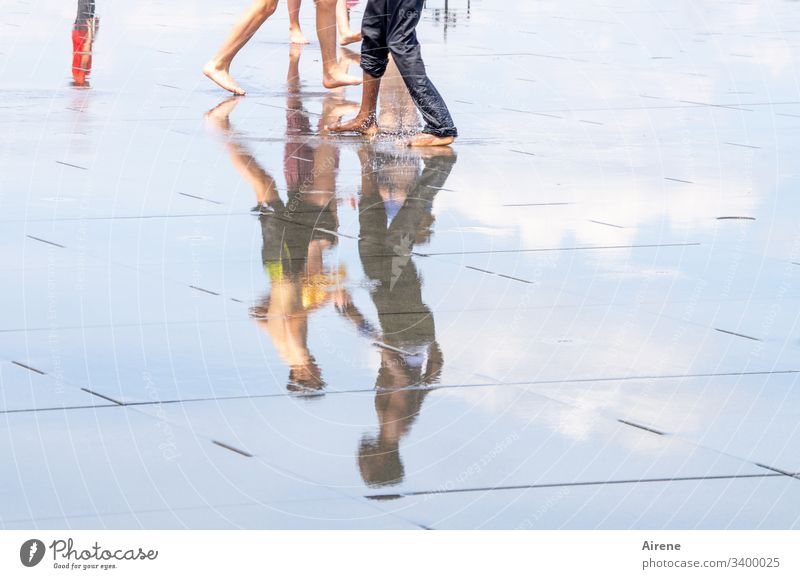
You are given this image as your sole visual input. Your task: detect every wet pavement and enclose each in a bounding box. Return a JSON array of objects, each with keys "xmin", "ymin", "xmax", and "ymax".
[{"xmin": 2, "ymin": 0, "xmax": 800, "ymax": 529}]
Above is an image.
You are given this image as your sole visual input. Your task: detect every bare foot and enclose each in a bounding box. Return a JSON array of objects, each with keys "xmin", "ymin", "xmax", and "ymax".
[
  {"xmin": 203, "ymin": 96, "xmax": 242, "ymax": 132},
  {"xmin": 203, "ymin": 61, "xmax": 245, "ymax": 96},
  {"xmin": 408, "ymin": 133, "xmax": 456, "ymax": 147},
  {"xmin": 289, "ymin": 27, "xmax": 310, "ymax": 44},
  {"xmin": 322, "ymin": 71, "xmax": 362, "ymax": 89},
  {"xmin": 339, "ymin": 31, "xmax": 362, "ymax": 46},
  {"xmin": 326, "ymin": 114, "xmax": 379, "ymax": 139}
]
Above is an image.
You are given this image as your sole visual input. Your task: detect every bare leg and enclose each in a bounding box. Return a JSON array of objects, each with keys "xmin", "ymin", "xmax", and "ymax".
[
  {"xmin": 315, "ymin": 0, "xmax": 362, "ymax": 88},
  {"xmin": 204, "ymin": 98, "xmax": 280, "ymax": 205},
  {"xmin": 287, "ymin": 43, "xmax": 302, "ymax": 90},
  {"xmin": 288, "ymin": 0, "xmax": 310, "ymax": 44},
  {"xmin": 336, "ymin": 0, "xmax": 362, "ymax": 46},
  {"xmin": 203, "ymin": 0, "xmax": 279, "ymax": 95},
  {"xmin": 326, "ymin": 71, "xmax": 380, "ymax": 136}
]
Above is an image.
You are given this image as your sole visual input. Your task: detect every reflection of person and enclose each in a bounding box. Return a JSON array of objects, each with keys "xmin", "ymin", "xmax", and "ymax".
[
  {"xmin": 288, "ymin": 0, "xmax": 362, "ymax": 45},
  {"xmin": 71, "ymin": 0, "xmax": 98, "ymax": 87},
  {"xmin": 377, "ymin": 56, "xmax": 419, "ymax": 135},
  {"xmin": 338, "ymin": 147, "xmax": 457, "ymax": 486},
  {"xmin": 252, "ymin": 199, "xmax": 343, "ymax": 393},
  {"xmin": 203, "ymin": 0, "xmax": 361, "ymax": 95},
  {"xmin": 204, "ymin": 49, "xmax": 356, "ymax": 393},
  {"xmin": 328, "ymin": 0, "xmax": 458, "ymax": 146}
]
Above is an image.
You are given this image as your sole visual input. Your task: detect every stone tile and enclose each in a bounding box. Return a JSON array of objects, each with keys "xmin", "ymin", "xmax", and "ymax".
[
  {"xmin": 0, "ymin": 360, "xmax": 100, "ymax": 413},
  {"xmin": 377, "ymin": 476, "xmax": 800, "ymax": 529},
  {"xmin": 0, "ymin": 406, "xmax": 338, "ymax": 524},
  {"xmin": 133, "ymin": 387, "xmax": 766, "ymax": 497}
]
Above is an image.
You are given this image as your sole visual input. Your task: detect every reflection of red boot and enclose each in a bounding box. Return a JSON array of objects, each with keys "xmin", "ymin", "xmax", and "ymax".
[{"xmin": 71, "ymin": 28, "xmax": 92, "ymax": 86}]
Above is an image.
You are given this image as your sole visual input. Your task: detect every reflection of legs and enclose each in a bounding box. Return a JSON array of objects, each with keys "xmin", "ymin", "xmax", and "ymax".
[
  {"xmin": 203, "ymin": 0, "xmax": 279, "ymax": 95},
  {"xmin": 337, "ymin": 0, "xmax": 362, "ymax": 45},
  {"xmin": 356, "ymin": 146, "xmax": 389, "ymax": 287},
  {"xmin": 315, "ymin": 0, "xmax": 362, "ymax": 88},
  {"xmin": 320, "ymin": 90, "xmax": 359, "ymax": 133},
  {"xmin": 228, "ymin": 142, "xmax": 280, "ymax": 206},
  {"xmin": 287, "ymin": 44, "xmax": 302, "ymax": 90},
  {"xmin": 306, "ymin": 142, "xmax": 339, "ymax": 235},
  {"xmin": 258, "ymin": 282, "xmax": 322, "ymax": 390},
  {"xmin": 357, "ymin": 145, "xmax": 380, "ymax": 203},
  {"xmin": 288, "ymin": 0, "xmax": 310, "ymax": 44},
  {"xmin": 255, "ymin": 213, "xmax": 325, "ymax": 392},
  {"xmin": 334, "ymin": 46, "xmax": 361, "ymax": 82},
  {"xmin": 204, "ymin": 98, "xmax": 280, "ymax": 206},
  {"xmin": 339, "ymin": 45, "xmax": 361, "ymax": 67},
  {"xmin": 378, "ymin": 56, "xmax": 419, "ymax": 133},
  {"xmin": 310, "ymin": 142, "xmax": 338, "ymax": 202}
]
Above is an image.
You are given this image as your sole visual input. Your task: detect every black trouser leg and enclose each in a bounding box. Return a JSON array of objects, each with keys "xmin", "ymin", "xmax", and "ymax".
[
  {"xmin": 360, "ymin": 0, "xmax": 390, "ymax": 78},
  {"xmin": 386, "ymin": 0, "xmax": 457, "ymax": 137},
  {"xmin": 360, "ymin": 0, "xmax": 457, "ymax": 137}
]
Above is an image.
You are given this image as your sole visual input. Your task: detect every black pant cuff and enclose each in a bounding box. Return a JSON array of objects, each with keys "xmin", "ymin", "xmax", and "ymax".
[{"xmin": 423, "ymin": 127, "xmax": 458, "ymax": 138}]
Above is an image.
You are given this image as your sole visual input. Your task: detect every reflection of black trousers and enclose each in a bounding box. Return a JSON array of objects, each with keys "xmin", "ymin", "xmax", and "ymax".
[
  {"xmin": 76, "ymin": 0, "xmax": 96, "ymax": 22},
  {"xmin": 358, "ymin": 153, "xmax": 458, "ymax": 346},
  {"xmin": 361, "ymin": 0, "xmax": 457, "ymax": 138}
]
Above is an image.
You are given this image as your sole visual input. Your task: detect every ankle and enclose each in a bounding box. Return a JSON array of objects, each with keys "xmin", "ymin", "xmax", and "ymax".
[
  {"xmin": 357, "ymin": 112, "xmax": 377, "ymax": 125},
  {"xmin": 206, "ymin": 58, "xmax": 228, "ymax": 72}
]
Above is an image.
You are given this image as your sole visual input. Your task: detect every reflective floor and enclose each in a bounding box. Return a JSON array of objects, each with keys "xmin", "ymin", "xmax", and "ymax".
[{"xmin": 2, "ymin": 0, "xmax": 800, "ymax": 529}]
